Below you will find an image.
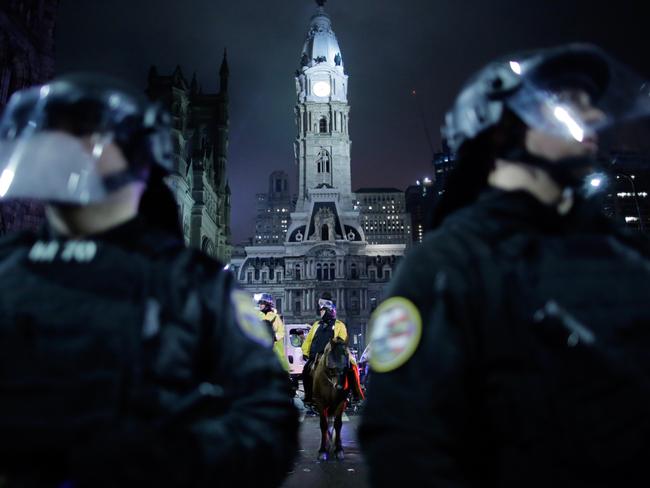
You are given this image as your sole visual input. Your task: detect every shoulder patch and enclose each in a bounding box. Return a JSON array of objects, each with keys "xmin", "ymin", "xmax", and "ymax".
[
  {"xmin": 231, "ymin": 290, "xmax": 273, "ymax": 347},
  {"xmin": 368, "ymin": 297, "xmax": 422, "ymax": 372}
]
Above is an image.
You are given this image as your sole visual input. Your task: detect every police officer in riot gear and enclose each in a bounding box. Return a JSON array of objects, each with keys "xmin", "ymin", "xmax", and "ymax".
[
  {"xmin": 0, "ymin": 73, "xmax": 298, "ymax": 487},
  {"xmin": 360, "ymin": 44, "xmax": 650, "ymax": 487}
]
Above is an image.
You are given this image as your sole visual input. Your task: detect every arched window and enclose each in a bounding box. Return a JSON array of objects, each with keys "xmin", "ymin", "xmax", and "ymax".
[
  {"xmin": 319, "ymin": 117, "xmax": 328, "ymax": 133},
  {"xmin": 316, "ymin": 149, "xmax": 330, "ymax": 174},
  {"xmin": 350, "ymin": 263, "xmax": 358, "ymax": 279},
  {"xmin": 295, "ymin": 264, "xmax": 302, "ymax": 280},
  {"xmin": 329, "ymin": 263, "xmax": 336, "ymax": 280},
  {"xmin": 316, "ymin": 263, "xmax": 322, "ymax": 281}
]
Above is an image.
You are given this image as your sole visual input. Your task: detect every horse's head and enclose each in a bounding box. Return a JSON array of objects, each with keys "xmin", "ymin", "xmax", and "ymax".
[{"xmin": 321, "ymin": 339, "xmax": 349, "ymax": 392}]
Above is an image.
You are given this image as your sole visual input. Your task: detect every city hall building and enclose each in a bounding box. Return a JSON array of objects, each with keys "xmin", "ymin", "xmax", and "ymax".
[{"xmin": 230, "ymin": 1, "xmax": 409, "ymax": 350}]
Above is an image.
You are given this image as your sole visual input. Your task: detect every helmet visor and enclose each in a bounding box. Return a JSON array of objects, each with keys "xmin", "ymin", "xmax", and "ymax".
[
  {"xmin": 506, "ymin": 47, "xmax": 650, "ymax": 148},
  {"xmin": 318, "ymin": 299, "xmax": 334, "ymax": 311},
  {"xmin": 0, "ymin": 131, "xmax": 108, "ymax": 203},
  {"xmin": 0, "ymin": 83, "xmax": 141, "ymax": 204}
]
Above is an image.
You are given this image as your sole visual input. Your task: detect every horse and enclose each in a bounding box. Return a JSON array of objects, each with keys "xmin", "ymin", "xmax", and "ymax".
[{"xmin": 311, "ymin": 338, "xmax": 351, "ymax": 461}]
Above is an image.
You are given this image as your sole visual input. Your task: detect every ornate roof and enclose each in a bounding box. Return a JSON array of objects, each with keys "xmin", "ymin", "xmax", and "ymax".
[{"xmin": 299, "ymin": 1, "xmax": 343, "ymax": 70}]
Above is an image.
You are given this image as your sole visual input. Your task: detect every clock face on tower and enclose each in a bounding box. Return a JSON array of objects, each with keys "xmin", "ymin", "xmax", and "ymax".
[{"xmin": 313, "ymin": 81, "xmax": 331, "ymax": 97}]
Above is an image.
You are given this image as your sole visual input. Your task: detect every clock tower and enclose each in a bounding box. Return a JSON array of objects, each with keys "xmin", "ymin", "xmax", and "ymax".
[
  {"xmin": 294, "ymin": 0, "xmax": 352, "ymax": 211},
  {"xmin": 230, "ymin": 0, "xmax": 408, "ymax": 350}
]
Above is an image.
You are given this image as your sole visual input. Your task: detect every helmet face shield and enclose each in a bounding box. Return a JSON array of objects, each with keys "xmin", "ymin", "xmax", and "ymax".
[
  {"xmin": 0, "ymin": 131, "xmax": 109, "ymax": 203},
  {"xmin": 505, "ymin": 47, "xmax": 650, "ymax": 150},
  {"xmin": 443, "ymin": 44, "xmax": 650, "ymax": 155},
  {"xmin": 0, "ymin": 76, "xmax": 170, "ymax": 204},
  {"xmin": 254, "ymin": 293, "xmax": 275, "ymax": 308},
  {"xmin": 318, "ymin": 298, "xmax": 336, "ymax": 317}
]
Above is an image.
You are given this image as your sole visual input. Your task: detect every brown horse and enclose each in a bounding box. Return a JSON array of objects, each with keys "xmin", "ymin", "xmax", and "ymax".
[{"xmin": 311, "ymin": 339, "xmax": 350, "ymax": 461}]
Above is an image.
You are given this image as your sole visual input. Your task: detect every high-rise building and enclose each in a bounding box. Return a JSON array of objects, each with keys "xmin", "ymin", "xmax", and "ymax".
[
  {"xmin": 405, "ymin": 178, "xmax": 435, "ymax": 243},
  {"xmin": 433, "ymin": 143, "xmax": 455, "ymax": 198},
  {"xmin": 600, "ymin": 150, "xmax": 650, "ymax": 233},
  {"xmin": 0, "ymin": 0, "xmax": 60, "ymax": 234},
  {"xmin": 354, "ymin": 188, "xmax": 412, "ymax": 246},
  {"xmin": 254, "ymin": 171, "xmax": 293, "ymax": 244},
  {"xmin": 146, "ymin": 53, "xmax": 232, "ymax": 261},
  {"xmin": 230, "ymin": 1, "xmax": 407, "ymax": 353}
]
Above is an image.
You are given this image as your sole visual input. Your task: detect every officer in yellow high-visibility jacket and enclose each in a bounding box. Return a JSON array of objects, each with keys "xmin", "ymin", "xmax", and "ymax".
[
  {"xmin": 301, "ymin": 297, "xmax": 363, "ymax": 405},
  {"xmin": 256, "ymin": 293, "xmax": 289, "ymax": 372}
]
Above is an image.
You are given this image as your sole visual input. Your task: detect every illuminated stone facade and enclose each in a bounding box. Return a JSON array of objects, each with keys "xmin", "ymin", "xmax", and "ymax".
[
  {"xmin": 146, "ymin": 53, "xmax": 232, "ymax": 262},
  {"xmin": 230, "ymin": 2, "xmax": 408, "ymax": 353}
]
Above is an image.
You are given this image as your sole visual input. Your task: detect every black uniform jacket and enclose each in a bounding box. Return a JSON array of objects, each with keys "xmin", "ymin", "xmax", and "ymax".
[
  {"xmin": 0, "ymin": 217, "xmax": 298, "ymax": 487},
  {"xmin": 359, "ymin": 189, "xmax": 650, "ymax": 488}
]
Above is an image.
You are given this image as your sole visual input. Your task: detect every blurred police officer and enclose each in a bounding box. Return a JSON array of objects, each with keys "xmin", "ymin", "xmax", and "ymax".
[
  {"xmin": 256, "ymin": 292, "xmax": 289, "ymax": 371},
  {"xmin": 360, "ymin": 44, "xmax": 650, "ymax": 487},
  {"xmin": 0, "ymin": 73, "xmax": 298, "ymax": 487}
]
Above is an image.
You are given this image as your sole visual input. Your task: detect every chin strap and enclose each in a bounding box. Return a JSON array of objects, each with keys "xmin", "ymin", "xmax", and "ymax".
[{"xmin": 102, "ymin": 168, "xmax": 147, "ymax": 193}]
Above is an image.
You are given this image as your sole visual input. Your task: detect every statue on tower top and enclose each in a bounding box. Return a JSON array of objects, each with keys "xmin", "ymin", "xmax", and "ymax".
[{"xmin": 316, "ymin": 0, "xmax": 327, "ymax": 7}]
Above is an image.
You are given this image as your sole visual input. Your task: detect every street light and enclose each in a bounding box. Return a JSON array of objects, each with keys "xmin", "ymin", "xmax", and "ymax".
[{"xmin": 616, "ymin": 172, "xmax": 645, "ymax": 232}]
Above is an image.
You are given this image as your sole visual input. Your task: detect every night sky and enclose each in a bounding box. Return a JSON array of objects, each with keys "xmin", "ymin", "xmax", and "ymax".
[{"xmin": 55, "ymin": 0, "xmax": 649, "ymax": 244}]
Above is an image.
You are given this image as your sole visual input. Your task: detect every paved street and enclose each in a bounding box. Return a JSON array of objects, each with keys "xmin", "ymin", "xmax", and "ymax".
[{"xmin": 281, "ymin": 410, "xmax": 370, "ymax": 488}]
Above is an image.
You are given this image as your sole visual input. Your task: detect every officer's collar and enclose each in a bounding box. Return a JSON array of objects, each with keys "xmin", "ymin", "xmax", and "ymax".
[
  {"xmin": 473, "ymin": 188, "xmax": 613, "ymax": 234},
  {"xmin": 477, "ymin": 188, "xmax": 562, "ymax": 223}
]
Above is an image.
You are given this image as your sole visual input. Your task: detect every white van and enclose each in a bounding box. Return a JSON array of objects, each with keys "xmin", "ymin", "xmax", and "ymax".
[{"xmin": 284, "ymin": 323, "xmax": 312, "ymax": 381}]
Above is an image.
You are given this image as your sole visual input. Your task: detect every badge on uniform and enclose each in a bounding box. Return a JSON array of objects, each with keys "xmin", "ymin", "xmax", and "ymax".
[
  {"xmin": 368, "ymin": 297, "xmax": 422, "ymax": 372},
  {"xmin": 231, "ymin": 290, "xmax": 273, "ymax": 347}
]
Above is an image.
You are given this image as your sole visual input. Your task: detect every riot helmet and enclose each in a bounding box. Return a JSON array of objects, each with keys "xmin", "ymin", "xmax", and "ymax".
[
  {"xmin": 318, "ymin": 298, "xmax": 337, "ymax": 319},
  {"xmin": 0, "ymin": 72, "xmax": 173, "ymax": 204},
  {"xmin": 443, "ymin": 43, "xmax": 649, "ymax": 158},
  {"xmin": 433, "ymin": 43, "xmax": 650, "ymax": 226},
  {"xmin": 255, "ymin": 293, "xmax": 275, "ymax": 309}
]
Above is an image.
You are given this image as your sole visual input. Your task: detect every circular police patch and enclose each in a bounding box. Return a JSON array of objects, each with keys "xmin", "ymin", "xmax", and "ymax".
[
  {"xmin": 368, "ymin": 297, "xmax": 422, "ymax": 372},
  {"xmin": 231, "ymin": 290, "xmax": 273, "ymax": 347}
]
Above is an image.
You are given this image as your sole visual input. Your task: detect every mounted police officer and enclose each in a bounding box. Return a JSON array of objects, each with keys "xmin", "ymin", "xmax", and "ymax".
[
  {"xmin": 301, "ymin": 294, "xmax": 363, "ymax": 406},
  {"xmin": 255, "ymin": 292, "xmax": 289, "ymax": 372},
  {"xmin": 0, "ymin": 73, "xmax": 298, "ymax": 487},
  {"xmin": 360, "ymin": 43, "xmax": 650, "ymax": 487}
]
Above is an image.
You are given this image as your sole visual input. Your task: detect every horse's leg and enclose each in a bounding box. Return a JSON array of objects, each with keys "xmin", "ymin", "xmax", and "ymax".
[
  {"xmin": 334, "ymin": 404, "xmax": 345, "ymax": 461},
  {"xmin": 318, "ymin": 410, "xmax": 329, "ymax": 461}
]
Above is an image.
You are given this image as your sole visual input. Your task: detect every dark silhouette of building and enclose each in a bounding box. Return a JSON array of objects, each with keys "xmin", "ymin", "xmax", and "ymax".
[
  {"xmin": 0, "ymin": 0, "xmax": 60, "ymax": 235},
  {"xmin": 600, "ymin": 150, "xmax": 650, "ymax": 233},
  {"xmin": 404, "ymin": 143, "xmax": 454, "ymax": 243},
  {"xmin": 146, "ymin": 52, "xmax": 232, "ymax": 261},
  {"xmin": 405, "ymin": 178, "xmax": 435, "ymax": 243},
  {"xmin": 432, "ymin": 140, "xmax": 455, "ymax": 199}
]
